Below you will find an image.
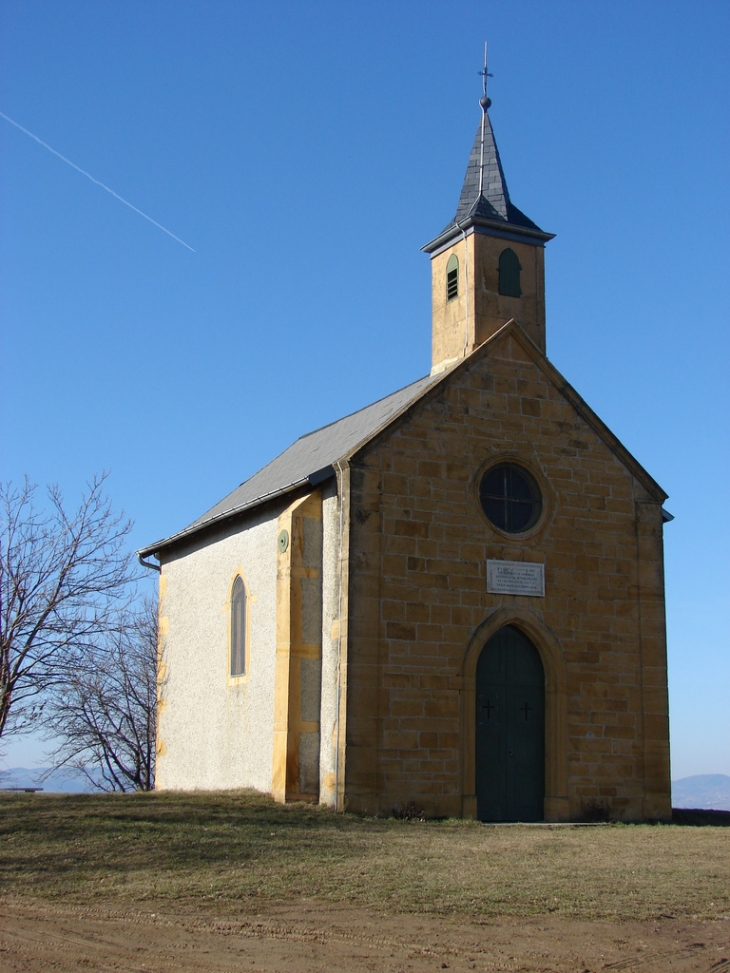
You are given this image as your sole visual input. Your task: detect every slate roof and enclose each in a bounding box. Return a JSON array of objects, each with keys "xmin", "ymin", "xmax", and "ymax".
[
  {"xmin": 423, "ymin": 108, "xmax": 553, "ymax": 252},
  {"xmin": 139, "ymin": 373, "xmax": 440, "ymax": 557}
]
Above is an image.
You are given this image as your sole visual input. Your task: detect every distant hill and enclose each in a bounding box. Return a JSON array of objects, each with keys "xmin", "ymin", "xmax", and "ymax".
[
  {"xmin": 672, "ymin": 774, "xmax": 730, "ymax": 811},
  {"xmin": 5, "ymin": 768, "xmax": 730, "ymax": 808},
  {"xmin": 0, "ymin": 766, "xmax": 96, "ymax": 793}
]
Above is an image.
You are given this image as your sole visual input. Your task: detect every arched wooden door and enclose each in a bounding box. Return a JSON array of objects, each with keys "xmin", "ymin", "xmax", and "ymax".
[{"xmin": 476, "ymin": 625, "xmax": 545, "ymax": 821}]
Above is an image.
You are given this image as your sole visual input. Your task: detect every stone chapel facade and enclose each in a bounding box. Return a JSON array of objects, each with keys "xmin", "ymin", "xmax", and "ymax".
[{"xmin": 140, "ymin": 93, "xmax": 672, "ymax": 823}]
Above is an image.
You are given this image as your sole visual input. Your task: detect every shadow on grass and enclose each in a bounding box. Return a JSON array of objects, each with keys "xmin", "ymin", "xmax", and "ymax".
[{"xmin": 0, "ymin": 790, "xmax": 399, "ymax": 892}]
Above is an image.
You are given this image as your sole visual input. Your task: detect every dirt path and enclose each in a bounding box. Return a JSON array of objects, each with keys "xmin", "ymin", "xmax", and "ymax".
[{"xmin": 0, "ymin": 896, "xmax": 728, "ymax": 973}]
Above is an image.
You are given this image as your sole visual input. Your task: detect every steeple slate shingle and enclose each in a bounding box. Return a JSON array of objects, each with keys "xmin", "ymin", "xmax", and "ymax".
[
  {"xmin": 423, "ymin": 105, "xmax": 553, "ymax": 254},
  {"xmin": 448, "ymin": 109, "xmax": 546, "ymax": 236},
  {"xmin": 454, "ymin": 110, "xmax": 510, "ymax": 222}
]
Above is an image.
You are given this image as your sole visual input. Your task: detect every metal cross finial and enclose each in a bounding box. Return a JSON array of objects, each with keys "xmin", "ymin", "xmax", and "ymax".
[
  {"xmin": 477, "ymin": 42, "xmax": 493, "ymax": 196},
  {"xmin": 479, "ymin": 41, "xmax": 493, "ymax": 110}
]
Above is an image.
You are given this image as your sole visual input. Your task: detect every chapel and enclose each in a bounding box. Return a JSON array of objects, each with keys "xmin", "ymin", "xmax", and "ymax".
[{"xmin": 139, "ymin": 82, "xmax": 672, "ymax": 823}]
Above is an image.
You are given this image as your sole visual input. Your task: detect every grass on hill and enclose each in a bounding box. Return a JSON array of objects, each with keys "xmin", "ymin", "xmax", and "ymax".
[{"xmin": 1, "ymin": 790, "xmax": 729, "ymax": 921}]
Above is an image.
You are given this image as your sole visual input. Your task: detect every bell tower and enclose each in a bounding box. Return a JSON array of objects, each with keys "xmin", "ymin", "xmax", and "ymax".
[{"xmin": 423, "ymin": 61, "xmax": 554, "ymax": 374}]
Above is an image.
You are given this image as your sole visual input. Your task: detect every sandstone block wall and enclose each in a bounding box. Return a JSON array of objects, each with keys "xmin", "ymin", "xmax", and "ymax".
[{"xmin": 344, "ymin": 328, "xmax": 670, "ymax": 821}]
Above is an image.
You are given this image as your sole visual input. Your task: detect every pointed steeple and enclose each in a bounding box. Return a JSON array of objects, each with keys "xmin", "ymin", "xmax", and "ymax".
[
  {"xmin": 450, "ymin": 110, "xmax": 544, "ymax": 233},
  {"xmin": 454, "ymin": 109, "xmax": 512, "ymax": 223},
  {"xmin": 424, "ymin": 100, "xmax": 553, "ymax": 254},
  {"xmin": 423, "ymin": 64, "xmax": 555, "ymax": 374}
]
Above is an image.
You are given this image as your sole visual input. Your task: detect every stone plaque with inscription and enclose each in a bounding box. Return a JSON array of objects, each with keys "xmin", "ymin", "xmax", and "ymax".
[{"xmin": 487, "ymin": 560, "xmax": 545, "ymax": 597}]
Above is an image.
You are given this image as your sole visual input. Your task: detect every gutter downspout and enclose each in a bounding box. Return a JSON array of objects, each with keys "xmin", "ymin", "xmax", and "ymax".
[{"xmin": 137, "ymin": 552, "xmax": 161, "ymax": 573}]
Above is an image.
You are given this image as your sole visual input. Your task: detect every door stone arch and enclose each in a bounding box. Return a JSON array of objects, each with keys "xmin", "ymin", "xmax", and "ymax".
[{"xmin": 459, "ymin": 607, "xmax": 569, "ymax": 821}]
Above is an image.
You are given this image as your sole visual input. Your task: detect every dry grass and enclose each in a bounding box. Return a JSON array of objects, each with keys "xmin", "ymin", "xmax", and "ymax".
[{"xmin": 1, "ymin": 790, "xmax": 728, "ymax": 921}]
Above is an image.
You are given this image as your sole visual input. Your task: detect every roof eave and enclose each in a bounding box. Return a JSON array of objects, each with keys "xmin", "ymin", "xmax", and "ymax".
[
  {"xmin": 137, "ymin": 465, "xmax": 335, "ymax": 561},
  {"xmin": 422, "ymin": 217, "xmax": 555, "ymax": 255}
]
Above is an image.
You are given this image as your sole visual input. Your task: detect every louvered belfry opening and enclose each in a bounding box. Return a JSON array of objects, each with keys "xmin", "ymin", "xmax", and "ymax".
[
  {"xmin": 447, "ymin": 269, "xmax": 458, "ymax": 300},
  {"xmin": 446, "ymin": 253, "xmax": 459, "ymax": 301}
]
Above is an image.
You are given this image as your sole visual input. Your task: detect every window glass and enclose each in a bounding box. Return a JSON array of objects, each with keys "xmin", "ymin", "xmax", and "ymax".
[
  {"xmin": 480, "ymin": 463, "xmax": 542, "ymax": 533},
  {"xmin": 231, "ymin": 576, "xmax": 246, "ymax": 676}
]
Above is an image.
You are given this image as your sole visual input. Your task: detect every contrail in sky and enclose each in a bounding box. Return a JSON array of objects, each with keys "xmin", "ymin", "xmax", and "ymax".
[{"xmin": 0, "ymin": 110, "xmax": 195, "ymax": 252}]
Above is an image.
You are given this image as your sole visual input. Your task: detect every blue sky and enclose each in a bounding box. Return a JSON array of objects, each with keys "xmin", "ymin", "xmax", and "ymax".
[{"xmin": 1, "ymin": 1, "xmax": 728, "ymax": 780}]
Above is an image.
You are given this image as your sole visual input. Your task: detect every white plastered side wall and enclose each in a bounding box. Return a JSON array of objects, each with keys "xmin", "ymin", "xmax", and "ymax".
[{"xmin": 156, "ymin": 509, "xmax": 278, "ymax": 792}]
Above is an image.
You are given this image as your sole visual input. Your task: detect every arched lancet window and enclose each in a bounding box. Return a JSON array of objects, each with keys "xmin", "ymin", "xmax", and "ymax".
[
  {"xmin": 498, "ymin": 248, "xmax": 522, "ymax": 297},
  {"xmin": 446, "ymin": 253, "xmax": 459, "ymax": 301},
  {"xmin": 230, "ymin": 576, "xmax": 246, "ymax": 677}
]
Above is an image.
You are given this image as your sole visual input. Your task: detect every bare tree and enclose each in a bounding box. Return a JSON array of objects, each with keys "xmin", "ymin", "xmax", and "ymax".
[
  {"xmin": 0, "ymin": 474, "xmax": 137, "ymax": 742},
  {"xmin": 43, "ymin": 597, "xmax": 158, "ymax": 791}
]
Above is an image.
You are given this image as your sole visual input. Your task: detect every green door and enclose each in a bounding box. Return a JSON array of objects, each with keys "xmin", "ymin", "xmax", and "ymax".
[{"xmin": 476, "ymin": 625, "xmax": 545, "ymax": 822}]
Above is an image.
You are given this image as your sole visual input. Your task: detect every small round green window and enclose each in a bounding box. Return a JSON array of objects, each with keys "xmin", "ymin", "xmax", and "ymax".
[{"xmin": 479, "ymin": 463, "xmax": 542, "ymax": 534}]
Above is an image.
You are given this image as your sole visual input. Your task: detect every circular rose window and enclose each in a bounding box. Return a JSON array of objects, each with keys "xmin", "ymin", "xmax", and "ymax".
[{"xmin": 479, "ymin": 463, "xmax": 542, "ymax": 534}]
